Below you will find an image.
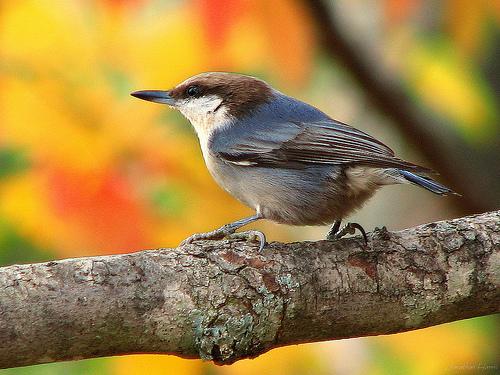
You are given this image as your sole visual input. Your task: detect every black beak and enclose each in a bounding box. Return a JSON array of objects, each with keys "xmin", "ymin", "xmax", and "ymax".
[{"xmin": 131, "ymin": 90, "xmax": 176, "ymax": 106}]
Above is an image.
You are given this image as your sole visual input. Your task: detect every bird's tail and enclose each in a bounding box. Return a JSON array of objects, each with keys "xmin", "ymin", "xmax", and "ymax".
[{"xmin": 399, "ymin": 170, "xmax": 456, "ymax": 195}]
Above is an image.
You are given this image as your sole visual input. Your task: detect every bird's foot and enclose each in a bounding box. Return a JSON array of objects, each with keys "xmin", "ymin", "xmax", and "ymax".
[
  {"xmin": 327, "ymin": 222, "xmax": 368, "ymax": 244},
  {"xmin": 180, "ymin": 226, "xmax": 267, "ymax": 252},
  {"xmin": 180, "ymin": 225, "xmax": 235, "ymax": 247},
  {"xmin": 228, "ymin": 230, "xmax": 267, "ymax": 252}
]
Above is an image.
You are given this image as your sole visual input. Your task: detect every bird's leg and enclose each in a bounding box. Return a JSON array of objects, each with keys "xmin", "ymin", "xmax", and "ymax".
[
  {"xmin": 180, "ymin": 213, "xmax": 266, "ymax": 251},
  {"xmin": 326, "ymin": 220, "xmax": 341, "ymax": 240},
  {"xmin": 327, "ymin": 220, "xmax": 368, "ymax": 244}
]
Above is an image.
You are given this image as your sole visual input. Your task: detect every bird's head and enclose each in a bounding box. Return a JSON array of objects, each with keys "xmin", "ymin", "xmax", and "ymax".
[{"xmin": 131, "ymin": 72, "xmax": 273, "ymax": 138}]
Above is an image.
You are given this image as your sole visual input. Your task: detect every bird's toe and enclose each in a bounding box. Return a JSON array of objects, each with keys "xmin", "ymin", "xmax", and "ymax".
[{"xmin": 227, "ymin": 230, "xmax": 267, "ymax": 252}]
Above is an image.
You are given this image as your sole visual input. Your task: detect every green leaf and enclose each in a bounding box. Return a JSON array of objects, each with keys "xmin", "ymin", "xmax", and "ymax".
[
  {"xmin": 149, "ymin": 182, "xmax": 188, "ymax": 217},
  {"xmin": 0, "ymin": 219, "xmax": 54, "ymax": 266},
  {"xmin": 0, "ymin": 147, "xmax": 30, "ymax": 179},
  {"xmin": 0, "ymin": 357, "xmax": 111, "ymax": 375}
]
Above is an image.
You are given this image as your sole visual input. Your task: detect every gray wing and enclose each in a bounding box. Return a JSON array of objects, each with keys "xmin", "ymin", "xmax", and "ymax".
[{"xmin": 211, "ymin": 117, "xmax": 431, "ymax": 172}]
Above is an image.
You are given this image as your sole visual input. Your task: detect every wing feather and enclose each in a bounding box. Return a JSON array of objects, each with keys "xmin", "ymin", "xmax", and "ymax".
[{"xmin": 211, "ymin": 111, "xmax": 431, "ymax": 172}]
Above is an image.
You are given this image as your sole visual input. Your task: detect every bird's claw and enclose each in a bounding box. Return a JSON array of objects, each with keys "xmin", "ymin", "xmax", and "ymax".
[
  {"xmin": 327, "ymin": 222, "xmax": 368, "ymax": 244},
  {"xmin": 228, "ymin": 230, "xmax": 267, "ymax": 252}
]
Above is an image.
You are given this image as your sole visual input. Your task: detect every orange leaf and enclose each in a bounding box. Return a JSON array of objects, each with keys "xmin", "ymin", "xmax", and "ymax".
[
  {"xmin": 196, "ymin": 0, "xmax": 247, "ymax": 48},
  {"xmin": 256, "ymin": 0, "xmax": 315, "ymax": 86},
  {"xmin": 46, "ymin": 167, "xmax": 150, "ymax": 254}
]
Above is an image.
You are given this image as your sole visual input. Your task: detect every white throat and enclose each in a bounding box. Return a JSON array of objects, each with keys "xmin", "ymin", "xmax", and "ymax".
[{"xmin": 177, "ymin": 95, "xmax": 232, "ymax": 146}]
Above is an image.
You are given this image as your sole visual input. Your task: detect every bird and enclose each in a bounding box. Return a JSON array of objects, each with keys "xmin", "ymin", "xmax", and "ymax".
[{"xmin": 131, "ymin": 72, "xmax": 455, "ymax": 251}]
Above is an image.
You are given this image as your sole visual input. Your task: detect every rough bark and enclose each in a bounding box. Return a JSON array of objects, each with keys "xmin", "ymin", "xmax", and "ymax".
[{"xmin": 0, "ymin": 211, "xmax": 498, "ymax": 369}]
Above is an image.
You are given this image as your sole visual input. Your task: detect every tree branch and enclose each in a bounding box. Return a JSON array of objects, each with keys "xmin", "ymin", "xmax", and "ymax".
[{"xmin": 0, "ymin": 211, "xmax": 498, "ymax": 368}]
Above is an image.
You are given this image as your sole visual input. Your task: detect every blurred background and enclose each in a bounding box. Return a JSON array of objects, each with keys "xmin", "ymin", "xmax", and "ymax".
[{"xmin": 0, "ymin": 0, "xmax": 498, "ymax": 374}]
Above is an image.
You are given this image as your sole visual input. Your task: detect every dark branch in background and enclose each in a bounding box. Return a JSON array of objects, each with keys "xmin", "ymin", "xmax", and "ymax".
[
  {"xmin": 0, "ymin": 211, "xmax": 498, "ymax": 369},
  {"xmin": 304, "ymin": 0, "xmax": 499, "ymax": 214}
]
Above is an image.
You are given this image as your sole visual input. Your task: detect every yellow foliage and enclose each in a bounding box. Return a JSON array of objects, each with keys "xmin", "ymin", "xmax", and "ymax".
[
  {"xmin": 124, "ymin": 5, "xmax": 209, "ymax": 86},
  {"xmin": 0, "ymin": 170, "xmax": 71, "ymax": 251},
  {"xmin": 406, "ymin": 41, "xmax": 493, "ymax": 137},
  {"xmin": 218, "ymin": 344, "xmax": 328, "ymax": 375},
  {"xmin": 1, "ymin": 76, "xmax": 118, "ymax": 172},
  {"xmin": 374, "ymin": 323, "xmax": 486, "ymax": 375},
  {"xmin": 113, "ymin": 355, "xmax": 203, "ymax": 375},
  {"xmin": 0, "ymin": 1, "xmax": 95, "ymax": 69}
]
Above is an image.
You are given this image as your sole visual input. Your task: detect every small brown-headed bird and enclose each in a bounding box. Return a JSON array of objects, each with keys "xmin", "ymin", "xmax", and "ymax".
[{"xmin": 132, "ymin": 72, "xmax": 454, "ymax": 251}]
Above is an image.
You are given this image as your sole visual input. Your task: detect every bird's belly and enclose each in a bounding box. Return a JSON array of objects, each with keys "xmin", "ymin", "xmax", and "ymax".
[
  {"xmin": 204, "ymin": 154, "xmax": 374, "ymax": 225},
  {"xmin": 204, "ymin": 155, "xmax": 258, "ymax": 208}
]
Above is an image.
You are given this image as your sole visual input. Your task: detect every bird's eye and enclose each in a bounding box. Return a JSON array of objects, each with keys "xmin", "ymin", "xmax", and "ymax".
[{"xmin": 186, "ymin": 85, "xmax": 201, "ymax": 97}]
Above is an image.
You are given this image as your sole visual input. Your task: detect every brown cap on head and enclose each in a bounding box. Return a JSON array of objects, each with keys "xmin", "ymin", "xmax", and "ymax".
[{"xmin": 169, "ymin": 72, "xmax": 274, "ymax": 117}]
